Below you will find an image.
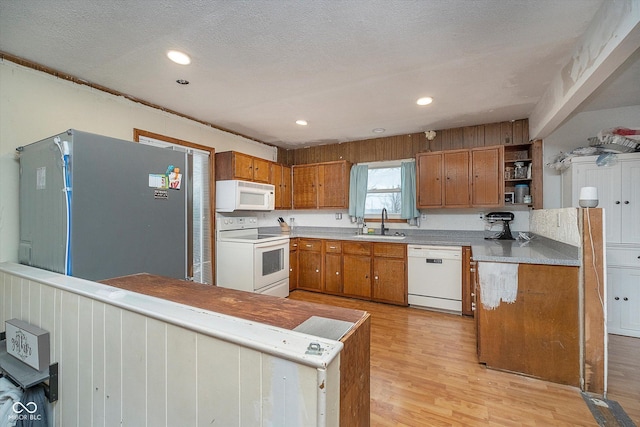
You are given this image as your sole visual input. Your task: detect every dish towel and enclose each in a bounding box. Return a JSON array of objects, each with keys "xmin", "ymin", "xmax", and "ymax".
[
  {"xmin": 0, "ymin": 377, "xmax": 23, "ymax": 427},
  {"xmin": 478, "ymin": 262, "xmax": 519, "ymax": 310}
]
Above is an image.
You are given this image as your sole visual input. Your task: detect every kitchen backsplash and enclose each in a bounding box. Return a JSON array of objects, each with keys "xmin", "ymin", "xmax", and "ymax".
[
  {"xmin": 529, "ymin": 208, "xmax": 580, "ymax": 246},
  {"xmin": 249, "ymin": 209, "xmax": 531, "ymax": 233}
]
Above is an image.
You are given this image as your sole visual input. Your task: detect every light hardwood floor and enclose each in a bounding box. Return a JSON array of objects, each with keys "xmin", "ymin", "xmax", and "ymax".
[
  {"xmin": 607, "ymin": 333, "xmax": 640, "ymax": 424},
  {"xmin": 290, "ymin": 290, "xmax": 639, "ymax": 426}
]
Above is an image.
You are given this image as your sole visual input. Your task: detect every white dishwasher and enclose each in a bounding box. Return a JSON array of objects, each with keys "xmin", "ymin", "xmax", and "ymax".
[{"xmin": 408, "ymin": 245, "xmax": 462, "ymax": 313}]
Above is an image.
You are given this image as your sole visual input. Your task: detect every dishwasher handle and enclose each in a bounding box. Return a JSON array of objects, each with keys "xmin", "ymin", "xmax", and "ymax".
[{"xmin": 426, "ymin": 258, "xmax": 443, "ymax": 264}]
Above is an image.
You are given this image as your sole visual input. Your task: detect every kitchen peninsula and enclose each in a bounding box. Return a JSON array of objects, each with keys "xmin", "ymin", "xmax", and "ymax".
[
  {"xmin": 0, "ymin": 262, "xmax": 369, "ymax": 426},
  {"xmin": 101, "ymin": 273, "xmax": 371, "ymax": 426}
]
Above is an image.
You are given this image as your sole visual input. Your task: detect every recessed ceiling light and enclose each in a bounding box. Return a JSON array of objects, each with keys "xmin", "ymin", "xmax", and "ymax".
[
  {"xmin": 176, "ymin": 79, "xmax": 189, "ymax": 85},
  {"xmin": 372, "ymin": 128, "xmax": 385, "ymax": 133},
  {"xmin": 167, "ymin": 50, "xmax": 191, "ymax": 65},
  {"xmin": 416, "ymin": 97, "xmax": 433, "ymax": 106},
  {"xmin": 296, "ymin": 120, "xmax": 308, "ymax": 126}
]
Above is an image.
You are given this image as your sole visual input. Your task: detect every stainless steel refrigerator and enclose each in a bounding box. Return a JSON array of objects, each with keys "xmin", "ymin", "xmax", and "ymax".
[{"xmin": 18, "ymin": 129, "xmax": 187, "ymax": 281}]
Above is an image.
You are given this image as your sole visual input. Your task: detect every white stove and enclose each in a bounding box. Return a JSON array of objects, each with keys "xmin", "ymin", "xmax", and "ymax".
[{"xmin": 216, "ymin": 217, "xmax": 290, "ymax": 297}]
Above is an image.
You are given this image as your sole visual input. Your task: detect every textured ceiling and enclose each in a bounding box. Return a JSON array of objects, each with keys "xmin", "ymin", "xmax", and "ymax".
[{"xmin": 1, "ymin": 0, "xmax": 624, "ymax": 149}]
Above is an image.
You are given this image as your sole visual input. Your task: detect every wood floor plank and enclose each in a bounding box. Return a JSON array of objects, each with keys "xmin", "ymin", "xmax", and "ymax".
[
  {"xmin": 607, "ymin": 333, "xmax": 640, "ymax": 424},
  {"xmin": 289, "ymin": 290, "xmax": 610, "ymax": 426}
]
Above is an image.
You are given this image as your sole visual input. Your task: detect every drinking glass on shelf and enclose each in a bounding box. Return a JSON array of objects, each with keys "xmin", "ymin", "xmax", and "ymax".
[{"xmin": 504, "ymin": 167, "xmax": 514, "ymax": 180}]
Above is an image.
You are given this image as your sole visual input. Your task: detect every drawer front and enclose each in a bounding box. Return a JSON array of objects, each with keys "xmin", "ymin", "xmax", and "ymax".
[
  {"xmin": 289, "ymin": 238, "xmax": 299, "ymax": 251},
  {"xmin": 608, "ymin": 247, "xmax": 640, "ymax": 267},
  {"xmin": 299, "ymin": 238, "xmax": 322, "ymax": 252},
  {"xmin": 343, "ymin": 241, "xmax": 372, "ymax": 256},
  {"xmin": 324, "ymin": 241, "xmax": 342, "ymax": 253},
  {"xmin": 373, "ymin": 243, "xmax": 406, "ymax": 258}
]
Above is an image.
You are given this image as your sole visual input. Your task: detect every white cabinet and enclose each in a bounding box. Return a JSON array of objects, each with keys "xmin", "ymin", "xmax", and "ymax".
[
  {"xmin": 563, "ymin": 153, "xmax": 640, "ymax": 337},
  {"xmin": 562, "ymin": 153, "xmax": 640, "ymax": 244},
  {"xmin": 608, "ymin": 247, "xmax": 640, "ymax": 337},
  {"xmin": 607, "ymin": 266, "xmax": 640, "ymax": 337}
]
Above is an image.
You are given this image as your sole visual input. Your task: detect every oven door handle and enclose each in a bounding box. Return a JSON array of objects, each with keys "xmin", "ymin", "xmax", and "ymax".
[{"xmin": 255, "ymin": 240, "xmax": 289, "ymax": 249}]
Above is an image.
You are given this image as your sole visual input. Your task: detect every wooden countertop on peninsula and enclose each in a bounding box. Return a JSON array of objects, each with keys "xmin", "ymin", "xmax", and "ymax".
[
  {"xmin": 100, "ymin": 274, "xmax": 371, "ymax": 426},
  {"xmin": 101, "ymin": 273, "xmax": 368, "ymax": 330}
]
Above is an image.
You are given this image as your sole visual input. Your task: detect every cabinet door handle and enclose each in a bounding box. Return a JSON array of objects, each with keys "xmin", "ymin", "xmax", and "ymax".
[
  {"xmin": 306, "ymin": 244, "xmax": 312, "ymax": 248},
  {"xmin": 336, "ymin": 271, "xmax": 340, "ymax": 275},
  {"xmin": 624, "ymin": 297, "xmax": 629, "ymax": 301},
  {"xmin": 615, "ymin": 201, "xmax": 621, "ymax": 204},
  {"xmin": 290, "ymin": 268, "xmax": 293, "ymax": 272},
  {"xmin": 624, "ymin": 201, "xmax": 630, "ymax": 204},
  {"xmin": 365, "ymin": 275, "xmax": 369, "ymax": 279},
  {"xmin": 329, "ymin": 246, "xmax": 336, "ymax": 249},
  {"xmin": 615, "ymin": 297, "xmax": 620, "ymax": 300},
  {"xmin": 315, "ymin": 269, "xmax": 320, "ymax": 273}
]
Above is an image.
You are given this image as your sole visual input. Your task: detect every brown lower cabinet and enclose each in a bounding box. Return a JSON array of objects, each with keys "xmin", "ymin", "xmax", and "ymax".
[
  {"xmin": 298, "ymin": 238, "xmax": 323, "ymax": 291},
  {"xmin": 462, "ymin": 246, "xmax": 474, "ymax": 316},
  {"xmin": 324, "ymin": 241, "xmax": 343, "ymax": 294},
  {"xmin": 342, "ymin": 242, "xmax": 373, "ymax": 299},
  {"xmin": 476, "ymin": 263, "xmax": 580, "ymax": 386},
  {"xmin": 289, "ymin": 238, "xmax": 298, "ymax": 291},
  {"xmin": 293, "ymin": 237, "xmax": 407, "ymax": 306},
  {"xmin": 372, "ymin": 243, "xmax": 407, "ymax": 305}
]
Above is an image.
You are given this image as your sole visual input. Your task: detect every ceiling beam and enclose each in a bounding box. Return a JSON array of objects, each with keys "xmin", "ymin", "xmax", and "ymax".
[{"xmin": 529, "ymin": 0, "xmax": 640, "ymax": 140}]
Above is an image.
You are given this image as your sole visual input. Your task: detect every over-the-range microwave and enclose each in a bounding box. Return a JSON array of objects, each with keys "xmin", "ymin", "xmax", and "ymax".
[{"xmin": 216, "ymin": 180, "xmax": 275, "ymax": 212}]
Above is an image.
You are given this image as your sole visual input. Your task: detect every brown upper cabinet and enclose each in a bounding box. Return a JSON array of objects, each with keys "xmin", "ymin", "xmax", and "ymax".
[
  {"xmin": 417, "ymin": 150, "xmax": 472, "ymax": 208},
  {"xmin": 443, "ymin": 149, "xmax": 471, "ymax": 208},
  {"xmin": 292, "ymin": 160, "xmax": 351, "ymax": 209},
  {"xmin": 416, "ymin": 151, "xmax": 444, "ymax": 208},
  {"xmin": 270, "ymin": 163, "xmax": 292, "ymax": 209},
  {"xmin": 471, "ymin": 146, "xmax": 504, "ymax": 207},
  {"xmin": 417, "ymin": 146, "xmax": 503, "ymax": 209},
  {"xmin": 215, "ymin": 151, "xmax": 271, "ymax": 183}
]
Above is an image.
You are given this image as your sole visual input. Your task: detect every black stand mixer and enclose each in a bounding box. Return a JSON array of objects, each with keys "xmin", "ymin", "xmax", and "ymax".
[{"xmin": 484, "ymin": 212, "xmax": 515, "ymax": 240}]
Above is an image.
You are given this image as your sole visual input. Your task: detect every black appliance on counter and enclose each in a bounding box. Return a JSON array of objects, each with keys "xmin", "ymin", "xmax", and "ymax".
[{"xmin": 484, "ymin": 212, "xmax": 515, "ymax": 240}]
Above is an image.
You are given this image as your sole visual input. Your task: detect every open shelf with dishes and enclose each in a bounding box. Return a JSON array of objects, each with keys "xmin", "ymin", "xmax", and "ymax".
[{"xmin": 503, "ymin": 142, "xmax": 541, "ymax": 208}]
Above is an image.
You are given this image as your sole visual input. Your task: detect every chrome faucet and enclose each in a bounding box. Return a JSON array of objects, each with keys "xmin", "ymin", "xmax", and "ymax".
[{"xmin": 381, "ymin": 208, "xmax": 389, "ymax": 235}]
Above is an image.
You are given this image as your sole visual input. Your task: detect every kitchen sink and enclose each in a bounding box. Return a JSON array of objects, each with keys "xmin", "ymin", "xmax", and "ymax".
[{"xmin": 354, "ymin": 234, "xmax": 406, "ymax": 240}]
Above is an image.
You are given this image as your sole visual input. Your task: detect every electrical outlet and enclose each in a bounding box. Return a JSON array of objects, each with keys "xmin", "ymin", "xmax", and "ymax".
[
  {"xmin": 421, "ymin": 213, "xmax": 427, "ymax": 220},
  {"xmin": 335, "ymin": 213, "xmax": 342, "ymax": 220},
  {"xmin": 479, "ymin": 212, "xmax": 485, "ymax": 220}
]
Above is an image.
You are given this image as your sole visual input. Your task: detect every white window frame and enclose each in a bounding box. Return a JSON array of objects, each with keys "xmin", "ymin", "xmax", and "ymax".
[{"xmin": 362, "ymin": 159, "xmax": 413, "ymax": 221}]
